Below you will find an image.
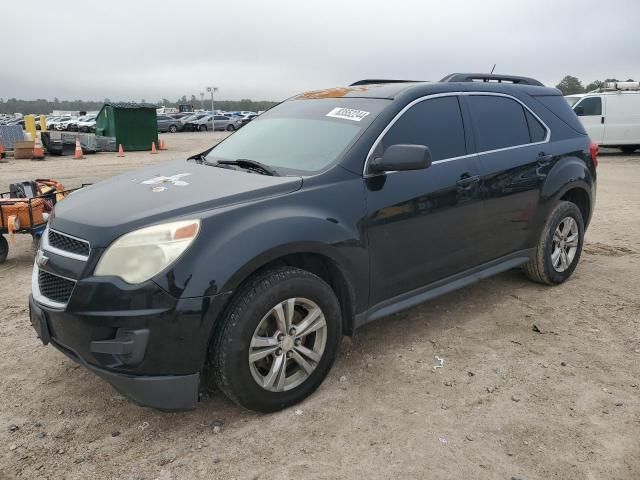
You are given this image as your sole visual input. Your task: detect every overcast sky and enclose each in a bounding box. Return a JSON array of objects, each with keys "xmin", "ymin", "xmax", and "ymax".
[{"xmin": 2, "ymin": 0, "xmax": 639, "ymax": 102}]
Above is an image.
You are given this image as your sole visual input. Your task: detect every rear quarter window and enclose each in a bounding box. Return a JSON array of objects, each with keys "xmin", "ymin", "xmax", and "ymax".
[
  {"xmin": 533, "ymin": 95, "xmax": 587, "ymax": 135},
  {"xmin": 525, "ymin": 110, "xmax": 547, "ymax": 143}
]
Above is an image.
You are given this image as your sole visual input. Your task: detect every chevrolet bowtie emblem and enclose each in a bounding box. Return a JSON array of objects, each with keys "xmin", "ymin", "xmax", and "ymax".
[{"xmin": 36, "ymin": 251, "xmax": 49, "ymax": 267}]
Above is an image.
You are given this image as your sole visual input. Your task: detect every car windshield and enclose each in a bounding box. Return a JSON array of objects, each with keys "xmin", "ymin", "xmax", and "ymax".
[
  {"xmin": 206, "ymin": 98, "xmax": 389, "ymax": 174},
  {"xmin": 564, "ymin": 96, "xmax": 582, "ymax": 107}
]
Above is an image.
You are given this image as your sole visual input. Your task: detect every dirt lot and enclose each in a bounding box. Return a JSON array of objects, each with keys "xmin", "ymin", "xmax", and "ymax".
[{"xmin": 0, "ymin": 135, "xmax": 638, "ymax": 480}]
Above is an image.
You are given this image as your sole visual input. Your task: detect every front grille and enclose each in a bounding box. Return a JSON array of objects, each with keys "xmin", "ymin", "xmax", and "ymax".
[
  {"xmin": 38, "ymin": 270, "xmax": 75, "ymax": 304},
  {"xmin": 48, "ymin": 230, "xmax": 90, "ymax": 257}
]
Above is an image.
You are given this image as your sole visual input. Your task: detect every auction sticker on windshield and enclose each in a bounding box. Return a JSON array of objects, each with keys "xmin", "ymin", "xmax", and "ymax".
[{"xmin": 326, "ymin": 107, "xmax": 370, "ymax": 122}]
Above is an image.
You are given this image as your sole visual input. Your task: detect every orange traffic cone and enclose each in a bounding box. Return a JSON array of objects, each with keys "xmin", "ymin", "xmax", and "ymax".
[
  {"xmin": 151, "ymin": 142, "xmax": 158, "ymax": 154},
  {"xmin": 117, "ymin": 144, "xmax": 125, "ymax": 157},
  {"xmin": 32, "ymin": 136, "xmax": 45, "ymax": 160},
  {"xmin": 0, "ymin": 142, "xmax": 6, "ymax": 163},
  {"xmin": 159, "ymin": 138, "xmax": 167, "ymax": 150},
  {"xmin": 74, "ymin": 137, "xmax": 84, "ymax": 159}
]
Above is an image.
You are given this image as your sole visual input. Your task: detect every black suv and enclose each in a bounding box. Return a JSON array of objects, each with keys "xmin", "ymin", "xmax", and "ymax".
[{"xmin": 29, "ymin": 73, "xmax": 597, "ymax": 412}]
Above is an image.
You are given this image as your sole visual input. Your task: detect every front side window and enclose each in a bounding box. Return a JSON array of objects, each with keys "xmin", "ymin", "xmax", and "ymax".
[
  {"xmin": 467, "ymin": 96, "xmax": 530, "ymax": 151},
  {"xmin": 574, "ymin": 97, "xmax": 602, "ymax": 116},
  {"xmin": 380, "ymin": 96, "xmax": 467, "ymax": 161}
]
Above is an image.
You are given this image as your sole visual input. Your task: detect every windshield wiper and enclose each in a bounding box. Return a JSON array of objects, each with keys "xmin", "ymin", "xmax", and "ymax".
[{"xmin": 217, "ymin": 159, "xmax": 279, "ymax": 176}]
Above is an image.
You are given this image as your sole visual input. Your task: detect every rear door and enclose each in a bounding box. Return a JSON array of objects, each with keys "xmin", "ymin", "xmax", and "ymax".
[
  {"xmin": 573, "ymin": 96, "xmax": 605, "ymax": 143},
  {"xmin": 463, "ymin": 94, "xmax": 550, "ymax": 259},
  {"xmin": 366, "ymin": 95, "xmax": 486, "ymax": 306}
]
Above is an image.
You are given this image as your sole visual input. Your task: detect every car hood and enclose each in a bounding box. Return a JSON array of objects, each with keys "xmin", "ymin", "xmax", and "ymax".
[{"xmin": 51, "ymin": 159, "xmax": 303, "ymax": 247}]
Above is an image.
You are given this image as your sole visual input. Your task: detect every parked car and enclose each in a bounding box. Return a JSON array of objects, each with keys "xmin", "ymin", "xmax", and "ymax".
[
  {"xmin": 186, "ymin": 115, "xmax": 242, "ymax": 132},
  {"xmin": 184, "ymin": 114, "xmax": 213, "ymax": 132},
  {"xmin": 66, "ymin": 115, "xmax": 94, "ymax": 132},
  {"xmin": 30, "ymin": 73, "xmax": 596, "ymax": 413},
  {"xmin": 238, "ymin": 114, "xmax": 257, "ymax": 128},
  {"xmin": 47, "ymin": 116, "xmax": 72, "ymax": 131},
  {"xmin": 77, "ymin": 115, "xmax": 97, "ymax": 133},
  {"xmin": 180, "ymin": 113, "xmax": 209, "ymax": 130},
  {"xmin": 157, "ymin": 114, "xmax": 181, "ymax": 133},
  {"xmin": 168, "ymin": 112, "xmax": 192, "ymax": 120},
  {"xmin": 566, "ymin": 81, "xmax": 640, "ymax": 153}
]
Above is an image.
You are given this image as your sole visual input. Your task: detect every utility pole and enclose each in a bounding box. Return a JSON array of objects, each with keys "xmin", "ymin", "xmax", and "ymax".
[
  {"xmin": 206, "ymin": 86, "xmax": 218, "ymax": 113},
  {"xmin": 199, "ymin": 92, "xmax": 205, "ymax": 110}
]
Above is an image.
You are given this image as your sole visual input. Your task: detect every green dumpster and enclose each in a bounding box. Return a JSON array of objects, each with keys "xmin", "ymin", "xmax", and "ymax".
[{"xmin": 95, "ymin": 103, "xmax": 158, "ymax": 151}]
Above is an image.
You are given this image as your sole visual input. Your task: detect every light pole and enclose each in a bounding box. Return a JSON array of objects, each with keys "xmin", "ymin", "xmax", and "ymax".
[
  {"xmin": 206, "ymin": 86, "xmax": 218, "ymax": 113},
  {"xmin": 199, "ymin": 92, "xmax": 205, "ymax": 110}
]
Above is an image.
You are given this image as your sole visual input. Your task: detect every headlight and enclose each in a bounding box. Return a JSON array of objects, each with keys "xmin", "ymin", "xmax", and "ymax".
[{"xmin": 94, "ymin": 220, "xmax": 200, "ymax": 284}]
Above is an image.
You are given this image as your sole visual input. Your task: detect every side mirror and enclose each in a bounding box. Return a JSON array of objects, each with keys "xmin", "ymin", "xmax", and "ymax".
[
  {"xmin": 574, "ymin": 106, "xmax": 584, "ymax": 116},
  {"xmin": 369, "ymin": 144, "xmax": 432, "ymax": 174}
]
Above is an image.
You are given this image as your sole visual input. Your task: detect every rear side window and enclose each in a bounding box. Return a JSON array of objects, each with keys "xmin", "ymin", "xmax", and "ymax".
[
  {"xmin": 575, "ymin": 97, "xmax": 602, "ymax": 116},
  {"xmin": 381, "ymin": 96, "xmax": 466, "ymax": 161},
  {"xmin": 525, "ymin": 110, "xmax": 547, "ymax": 142},
  {"xmin": 467, "ymin": 96, "xmax": 530, "ymax": 151}
]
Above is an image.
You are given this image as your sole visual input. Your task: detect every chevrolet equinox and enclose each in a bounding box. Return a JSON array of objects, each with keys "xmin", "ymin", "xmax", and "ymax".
[{"xmin": 29, "ymin": 73, "xmax": 597, "ymax": 412}]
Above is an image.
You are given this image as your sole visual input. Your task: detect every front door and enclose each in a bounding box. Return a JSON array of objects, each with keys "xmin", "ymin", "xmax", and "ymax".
[
  {"xmin": 574, "ymin": 96, "xmax": 605, "ymax": 143},
  {"xmin": 365, "ymin": 95, "xmax": 485, "ymax": 307}
]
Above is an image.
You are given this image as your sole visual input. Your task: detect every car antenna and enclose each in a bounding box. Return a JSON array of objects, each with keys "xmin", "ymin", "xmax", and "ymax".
[{"xmin": 490, "ymin": 64, "xmax": 496, "ymax": 74}]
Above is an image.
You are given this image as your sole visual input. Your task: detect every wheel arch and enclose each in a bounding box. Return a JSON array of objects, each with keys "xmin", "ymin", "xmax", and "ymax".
[
  {"xmin": 541, "ymin": 155, "xmax": 595, "ymax": 228},
  {"xmin": 221, "ymin": 244, "xmax": 358, "ymax": 336},
  {"xmin": 559, "ymin": 186, "xmax": 591, "ymax": 228}
]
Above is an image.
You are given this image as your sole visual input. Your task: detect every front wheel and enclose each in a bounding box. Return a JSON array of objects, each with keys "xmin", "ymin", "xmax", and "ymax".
[
  {"xmin": 523, "ymin": 201, "xmax": 584, "ymax": 285},
  {"xmin": 199, "ymin": 125, "xmax": 207, "ymax": 132},
  {"xmin": 226, "ymin": 124, "xmax": 235, "ymax": 132},
  {"xmin": 169, "ymin": 124, "xmax": 178, "ymax": 133},
  {"xmin": 210, "ymin": 267, "xmax": 342, "ymax": 412}
]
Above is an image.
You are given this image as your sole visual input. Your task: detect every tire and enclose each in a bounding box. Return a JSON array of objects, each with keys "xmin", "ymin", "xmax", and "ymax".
[
  {"xmin": 523, "ymin": 201, "xmax": 584, "ymax": 285},
  {"xmin": 226, "ymin": 124, "xmax": 235, "ymax": 132},
  {"xmin": 0, "ymin": 235, "xmax": 7, "ymax": 263},
  {"xmin": 620, "ymin": 146, "xmax": 637, "ymax": 154},
  {"xmin": 199, "ymin": 125, "xmax": 207, "ymax": 132},
  {"xmin": 210, "ymin": 266, "xmax": 342, "ymax": 412},
  {"xmin": 169, "ymin": 124, "xmax": 177, "ymax": 133}
]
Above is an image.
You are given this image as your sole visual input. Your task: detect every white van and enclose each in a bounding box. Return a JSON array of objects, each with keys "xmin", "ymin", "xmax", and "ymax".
[{"xmin": 566, "ymin": 81, "xmax": 640, "ymax": 153}]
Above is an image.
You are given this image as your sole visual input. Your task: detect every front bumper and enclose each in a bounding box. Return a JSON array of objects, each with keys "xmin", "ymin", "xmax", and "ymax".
[{"xmin": 28, "ymin": 284, "xmax": 230, "ymax": 411}]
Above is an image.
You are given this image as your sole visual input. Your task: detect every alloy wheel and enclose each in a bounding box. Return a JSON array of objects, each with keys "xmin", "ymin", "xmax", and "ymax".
[
  {"xmin": 249, "ymin": 297, "xmax": 327, "ymax": 392},
  {"xmin": 551, "ymin": 216, "xmax": 579, "ymax": 272}
]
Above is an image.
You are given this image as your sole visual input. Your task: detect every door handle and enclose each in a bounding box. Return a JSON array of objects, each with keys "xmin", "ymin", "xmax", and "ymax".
[
  {"xmin": 601, "ymin": 116, "xmax": 605, "ymax": 124},
  {"xmin": 456, "ymin": 175, "xmax": 480, "ymax": 188}
]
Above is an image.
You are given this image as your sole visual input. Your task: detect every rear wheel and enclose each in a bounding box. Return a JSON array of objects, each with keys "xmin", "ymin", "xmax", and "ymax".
[
  {"xmin": 226, "ymin": 124, "xmax": 235, "ymax": 132},
  {"xmin": 523, "ymin": 201, "xmax": 584, "ymax": 285},
  {"xmin": 620, "ymin": 146, "xmax": 638, "ymax": 154},
  {"xmin": 210, "ymin": 267, "xmax": 342, "ymax": 412},
  {"xmin": 199, "ymin": 125, "xmax": 207, "ymax": 132}
]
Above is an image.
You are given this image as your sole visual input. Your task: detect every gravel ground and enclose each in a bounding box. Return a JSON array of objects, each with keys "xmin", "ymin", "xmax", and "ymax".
[{"xmin": 0, "ymin": 135, "xmax": 638, "ymax": 480}]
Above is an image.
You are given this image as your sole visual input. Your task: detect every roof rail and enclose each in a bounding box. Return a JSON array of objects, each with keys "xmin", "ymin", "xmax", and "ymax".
[
  {"xmin": 349, "ymin": 79, "xmax": 423, "ymax": 86},
  {"xmin": 440, "ymin": 73, "xmax": 544, "ymax": 87}
]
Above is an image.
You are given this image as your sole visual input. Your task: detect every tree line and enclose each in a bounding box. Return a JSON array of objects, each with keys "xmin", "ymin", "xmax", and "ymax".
[
  {"xmin": 0, "ymin": 96, "xmax": 279, "ymax": 115},
  {"xmin": 555, "ymin": 76, "xmax": 636, "ymax": 95},
  {"xmin": 3, "ymin": 77, "xmax": 637, "ymax": 113}
]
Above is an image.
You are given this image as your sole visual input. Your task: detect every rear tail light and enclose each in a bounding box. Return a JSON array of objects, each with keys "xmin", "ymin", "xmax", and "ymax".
[{"xmin": 589, "ymin": 142, "xmax": 599, "ymax": 168}]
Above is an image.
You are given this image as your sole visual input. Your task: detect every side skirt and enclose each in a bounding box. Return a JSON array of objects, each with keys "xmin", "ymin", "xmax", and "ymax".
[{"xmin": 355, "ymin": 249, "xmax": 533, "ymax": 329}]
